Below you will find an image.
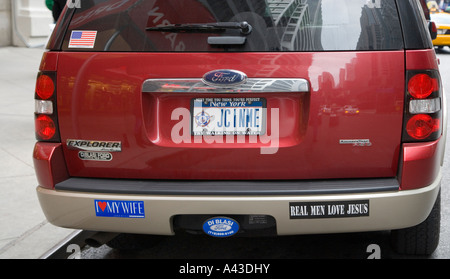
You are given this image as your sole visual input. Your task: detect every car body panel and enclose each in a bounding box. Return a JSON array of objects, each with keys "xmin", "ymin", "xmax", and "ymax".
[{"xmin": 55, "ymin": 51, "xmax": 405, "ymax": 180}]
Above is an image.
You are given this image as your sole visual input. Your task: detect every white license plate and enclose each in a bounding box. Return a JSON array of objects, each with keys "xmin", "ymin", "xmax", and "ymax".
[{"xmin": 191, "ymin": 98, "xmax": 266, "ymax": 136}]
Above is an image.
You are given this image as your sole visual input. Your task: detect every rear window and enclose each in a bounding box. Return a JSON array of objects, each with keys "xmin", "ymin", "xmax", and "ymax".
[{"xmin": 62, "ymin": 0, "xmax": 403, "ymax": 52}]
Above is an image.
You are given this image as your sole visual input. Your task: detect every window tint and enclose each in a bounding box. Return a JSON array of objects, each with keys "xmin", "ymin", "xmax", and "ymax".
[{"xmin": 63, "ymin": 0, "xmax": 403, "ymax": 52}]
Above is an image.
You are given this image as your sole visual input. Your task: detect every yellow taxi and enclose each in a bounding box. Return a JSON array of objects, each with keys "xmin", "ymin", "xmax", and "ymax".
[{"xmin": 429, "ymin": 2, "xmax": 450, "ymax": 46}]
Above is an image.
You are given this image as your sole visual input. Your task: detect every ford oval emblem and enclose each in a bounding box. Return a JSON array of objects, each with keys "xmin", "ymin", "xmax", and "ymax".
[
  {"xmin": 202, "ymin": 217, "xmax": 240, "ymax": 238},
  {"xmin": 202, "ymin": 69, "xmax": 247, "ymax": 87}
]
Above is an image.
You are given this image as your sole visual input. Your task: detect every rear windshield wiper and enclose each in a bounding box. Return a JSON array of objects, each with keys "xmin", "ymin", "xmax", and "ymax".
[{"xmin": 146, "ymin": 21, "xmax": 252, "ymax": 35}]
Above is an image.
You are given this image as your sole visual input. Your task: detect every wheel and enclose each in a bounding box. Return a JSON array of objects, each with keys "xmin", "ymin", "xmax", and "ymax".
[
  {"xmin": 390, "ymin": 190, "xmax": 441, "ymax": 255},
  {"xmin": 106, "ymin": 233, "xmax": 166, "ymax": 250}
]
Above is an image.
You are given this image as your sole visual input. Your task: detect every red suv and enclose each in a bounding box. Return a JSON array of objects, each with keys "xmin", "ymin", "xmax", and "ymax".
[{"xmin": 34, "ymin": 0, "xmax": 446, "ymax": 255}]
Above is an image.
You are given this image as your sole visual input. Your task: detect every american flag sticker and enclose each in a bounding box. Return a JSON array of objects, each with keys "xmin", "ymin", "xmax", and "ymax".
[{"xmin": 68, "ymin": 30, "xmax": 97, "ymax": 48}]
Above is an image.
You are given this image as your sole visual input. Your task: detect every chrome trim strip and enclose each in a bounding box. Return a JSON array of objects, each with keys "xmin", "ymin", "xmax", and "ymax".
[{"xmin": 142, "ymin": 78, "xmax": 310, "ymax": 93}]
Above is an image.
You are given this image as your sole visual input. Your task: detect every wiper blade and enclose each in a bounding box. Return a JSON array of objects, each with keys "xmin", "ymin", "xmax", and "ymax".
[{"xmin": 146, "ymin": 21, "xmax": 252, "ymax": 35}]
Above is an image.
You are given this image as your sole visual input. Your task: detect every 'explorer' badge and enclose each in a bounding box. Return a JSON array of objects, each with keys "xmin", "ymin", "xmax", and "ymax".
[
  {"xmin": 66, "ymin": 139, "xmax": 122, "ymax": 152},
  {"xmin": 202, "ymin": 69, "xmax": 247, "ymax": 87}
]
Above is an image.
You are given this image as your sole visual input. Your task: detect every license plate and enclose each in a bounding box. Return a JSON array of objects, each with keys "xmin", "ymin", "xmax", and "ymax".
[{"xmin": 191, "ymin": 98, "xmax": 266, "ymax": 136}]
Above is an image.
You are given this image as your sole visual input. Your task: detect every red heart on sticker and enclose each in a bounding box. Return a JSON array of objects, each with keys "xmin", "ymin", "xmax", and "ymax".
[{"xmin": 98, "ymin": 201, "xmax": 107, "ymax": 212}]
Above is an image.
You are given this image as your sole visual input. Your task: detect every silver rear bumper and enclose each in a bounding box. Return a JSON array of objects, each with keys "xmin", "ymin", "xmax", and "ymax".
[{"xmin": 36, "ymin": 170, "xmax": 441, "ymax": 236}]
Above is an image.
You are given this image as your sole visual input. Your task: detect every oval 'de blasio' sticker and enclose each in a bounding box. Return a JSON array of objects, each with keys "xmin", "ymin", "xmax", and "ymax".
[{"xmin": 202, "ymin": 217, "xmax": 240, "ymax": 238}]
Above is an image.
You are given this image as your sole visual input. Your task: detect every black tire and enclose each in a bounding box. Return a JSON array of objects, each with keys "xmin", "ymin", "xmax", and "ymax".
[
  {"xmin": 106, "ymin": 233, "xmax": 166, "ymax": 250},
  {"xmin": 390, "ymin": 190, "xmax": 441, "ymax": 255}
]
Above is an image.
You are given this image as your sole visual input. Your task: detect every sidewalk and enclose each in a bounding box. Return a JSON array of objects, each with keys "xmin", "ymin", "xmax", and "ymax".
[{"xmin": 0, "ymin": 46, "xmax": 74, "ymax": 259}]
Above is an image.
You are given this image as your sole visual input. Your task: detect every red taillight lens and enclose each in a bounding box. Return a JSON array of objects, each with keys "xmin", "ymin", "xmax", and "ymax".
[
  {"xmin": 35, "ymin": 115, "xmax": 56, "ymax": 140},
  {"xmin": 36, "ymin": 74, "xmax": 55, "ymax": 100},
  {"xmin": 407, "ymin": 73, "xmax": 438, "ymax": 99},
  {"xmin": 35, "ymin": 72, "xmax": 59, "ymax": 142},
  {"xmin": 406, "ymin": 114, "xmax": 440, "ymax": 140},
  {"xmin": 403, "ymin": 70, "xmax": 442, "ymax": 142}
]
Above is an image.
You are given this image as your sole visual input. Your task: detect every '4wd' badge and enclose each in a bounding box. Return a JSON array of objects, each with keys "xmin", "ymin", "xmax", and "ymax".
[
  {"xmin": 203, "ymin": 217, "xmax": 240, "ymax": 238},
  {"xmin": 202, "ymin": 69, "xmax": 247, "ymax": 87}
]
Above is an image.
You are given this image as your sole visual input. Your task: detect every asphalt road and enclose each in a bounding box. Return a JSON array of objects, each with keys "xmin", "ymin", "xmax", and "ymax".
[{"xmin": 79, "ymin": 48, "xmax": 450, "ymax": 260}]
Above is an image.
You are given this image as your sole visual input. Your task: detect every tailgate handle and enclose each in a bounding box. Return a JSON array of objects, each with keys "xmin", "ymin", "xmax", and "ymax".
[{"xmin": 142, "ymin": 78, "xmax": 310, "ymax": 94}]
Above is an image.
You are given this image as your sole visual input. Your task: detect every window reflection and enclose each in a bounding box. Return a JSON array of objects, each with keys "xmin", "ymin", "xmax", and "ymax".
[{"xmin": 65, "ymin": 0, "xmax": 403, "ymax": 52}]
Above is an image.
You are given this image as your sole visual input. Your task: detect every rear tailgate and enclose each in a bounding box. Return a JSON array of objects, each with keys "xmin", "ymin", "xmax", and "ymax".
[
  {"xmin": 57, "ymin": 51, "xmax": 404, "ymax": 180},
  {"xmin": 56, "ymin": 0, "xmax": 405, "ymax": 181}
]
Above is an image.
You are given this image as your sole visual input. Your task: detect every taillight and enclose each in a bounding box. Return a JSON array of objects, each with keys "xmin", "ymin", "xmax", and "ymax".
[
  {"xmin": 403, "ymin": 70, "xmax": 442, "ymax": 142},
  {"xmin": 35, "ymin": 115, "xmax": 56, "ymax": 140},
  {"xmin": 406, "ymin": 114, "xmax": 440, "ymax": 140},
  {"xmin": 36, "ymin": 74, "xmax": 55, "ymax": 100},
  {"xmin": 407, "ymin": 73, "xmax": 438, "ymax": 99},
  {"xmin": 35, "ymin": 72, "xmax": 60, "ymax": 142}
]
